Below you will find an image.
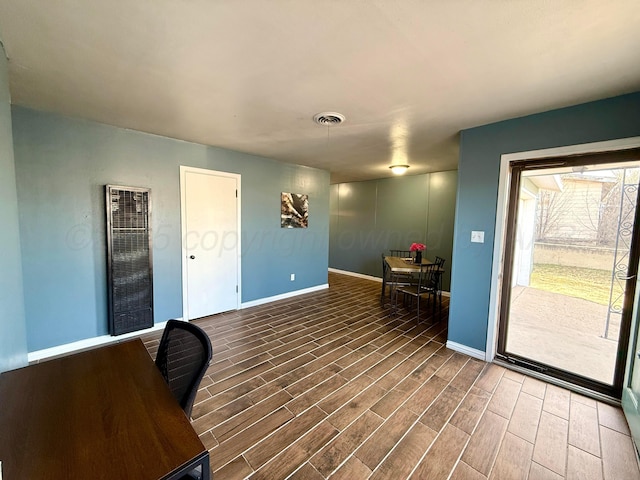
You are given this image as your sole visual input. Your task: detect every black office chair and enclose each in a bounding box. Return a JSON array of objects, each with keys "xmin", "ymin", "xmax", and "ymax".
[{"xmin": 155, "ymin": 319, "xmax": 213, "ymax": 419}]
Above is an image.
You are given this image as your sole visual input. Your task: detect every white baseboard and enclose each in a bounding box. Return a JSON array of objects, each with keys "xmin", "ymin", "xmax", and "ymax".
[
  {"xmin": 27, "ymin": 319, "xmax": 177, "ymax": 363},
  {"xmin": 446, "ymin": 340, "xmax": 486, "ymax": 361},
  {"xmin": 29, "ymin": 276, "xmax": 445, "ymax": 363},
  {"xmin": 241, "ymin": 283, "xmax": 329, "ymax": 309},
  {"xmin": 29, "ymin": 283, "xmax": 330, "ymax": 362},
  {"xmin": 328, "ymin": 268, "xmax": 382, "ymax": 283},
  {"xmin": 329, "ymin": 268, "xmax": 451, "ymax": 297}
]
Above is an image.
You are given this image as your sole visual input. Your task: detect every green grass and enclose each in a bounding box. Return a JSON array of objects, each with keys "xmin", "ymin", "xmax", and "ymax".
[{"xmin": 530, "ymin": 264, "xmax": 622, "ymax": 306}]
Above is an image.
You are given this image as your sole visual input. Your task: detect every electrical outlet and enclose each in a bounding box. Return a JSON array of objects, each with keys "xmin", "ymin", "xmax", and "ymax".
[
  {"xmin": 471, "ymin": 231, "xmax": 485, "ymax": 243},
  {"xmin": 290, "ymin": 273, "xmax": 295, "ymax": 281}
]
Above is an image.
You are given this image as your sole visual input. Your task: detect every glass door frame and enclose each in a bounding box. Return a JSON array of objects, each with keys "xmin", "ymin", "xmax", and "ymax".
[
  {"xmin": 495, "ymin": 148, "xmax": 640, "ymax": 399},
  {"xmin": 622, "ymin": 261, "xmax": 640, "ymax": 452}
]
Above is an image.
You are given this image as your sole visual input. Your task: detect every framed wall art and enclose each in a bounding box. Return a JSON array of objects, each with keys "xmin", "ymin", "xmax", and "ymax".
[{"xmin": 281, "ymin": 192, "xmax": 308, "ymax": 228}]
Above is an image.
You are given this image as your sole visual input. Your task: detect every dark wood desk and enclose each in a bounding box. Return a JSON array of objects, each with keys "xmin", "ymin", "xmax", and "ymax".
[{"xmin": 0, "ymin": 339, "xmax": 210, "ymax": 480}]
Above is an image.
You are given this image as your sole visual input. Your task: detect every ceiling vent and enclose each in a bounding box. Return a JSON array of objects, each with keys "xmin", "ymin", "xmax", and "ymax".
[{"xmin": 313, "ymin": 112, "xmax": 345, "ymax": 126}]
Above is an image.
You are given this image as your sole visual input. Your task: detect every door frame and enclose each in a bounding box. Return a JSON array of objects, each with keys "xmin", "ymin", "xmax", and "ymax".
[
  {"xmin": 180, "ymin": 166, "xmax": 242, "ymax": 321},
  {"xmin": 495, "ymin": 150, "xmax": 640, "ymax": 397},
  {"xmin": 487, "ymin": 137, "xmax": 640, "ymax": 366},
  {"xmin": 623, "ymin": 258, "xmax": 640, "ymax": 451}
]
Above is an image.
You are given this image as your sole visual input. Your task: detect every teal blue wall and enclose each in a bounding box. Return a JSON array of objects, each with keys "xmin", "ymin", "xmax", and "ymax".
[
  {"xmin": 0, "ymin": 43, "xmax": 28, "ymax": 372},
  {"xmin": 329, "ymin": 171, "xmax": 457, "ymax": 291},
  {"xmin": 451, "ymin": 91, "xmax": 640, "ymax": 352},
  {"xmin": 12, "ymin": 106, "xmax": 329, "ymax": 352}
]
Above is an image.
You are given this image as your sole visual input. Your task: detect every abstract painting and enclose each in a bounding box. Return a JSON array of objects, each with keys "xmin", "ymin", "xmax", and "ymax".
[{"xmin": 281, "ymin": 192, "xmax": 309, "ymax": 228}]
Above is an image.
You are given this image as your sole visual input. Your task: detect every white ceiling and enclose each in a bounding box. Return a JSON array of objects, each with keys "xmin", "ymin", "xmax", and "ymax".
[{"xmin": 1, "ymin": 1, "xmax": 639, "ymax": 184}]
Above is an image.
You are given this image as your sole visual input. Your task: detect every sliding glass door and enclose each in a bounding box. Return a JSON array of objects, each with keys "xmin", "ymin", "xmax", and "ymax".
[{"xmin": 497, "ymin": 149, "xmax": 640, "ymax": 397}]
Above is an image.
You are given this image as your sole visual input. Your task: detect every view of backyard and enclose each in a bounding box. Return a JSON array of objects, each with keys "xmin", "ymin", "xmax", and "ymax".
[
  {"xmin": 504, "ymin": 165, "xmax": 639, "ymax": 386},
  {"xmin": 531, "ymin": 263, "xmax": 623, "ymax": 307}
]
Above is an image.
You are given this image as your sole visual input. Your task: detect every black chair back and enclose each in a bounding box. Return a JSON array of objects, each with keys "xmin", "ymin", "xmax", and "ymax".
[
  {"xmin": 155, "ymin": 319, "xmax": 213, "ymax": 419},
  {"xmin": 419, "ymin": 263, "xmax": 439, "ymax": 291},
  {"xmin": 389, "ymin": 249, "xmax": 412, "ymax": 258}
]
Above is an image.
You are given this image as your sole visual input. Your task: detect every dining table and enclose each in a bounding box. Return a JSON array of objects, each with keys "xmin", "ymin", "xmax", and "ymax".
[
  {"xmin": 382, "ymin": 255, "xmax": 444, "ymax": 313},
  {"xmin": 0, "ymin": 339, "xmax": 210, "ymax": 480}
]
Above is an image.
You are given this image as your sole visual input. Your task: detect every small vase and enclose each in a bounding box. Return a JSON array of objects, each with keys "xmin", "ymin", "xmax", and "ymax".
[{"xmin": 415, "ymin": 250, "xmax": 422, "ymax": 264}]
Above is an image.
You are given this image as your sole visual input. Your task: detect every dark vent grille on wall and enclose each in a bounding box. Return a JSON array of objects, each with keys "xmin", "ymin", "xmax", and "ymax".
[{"xmin": 106, "ymin": 185, "xmax": 153, "ymax": 335}]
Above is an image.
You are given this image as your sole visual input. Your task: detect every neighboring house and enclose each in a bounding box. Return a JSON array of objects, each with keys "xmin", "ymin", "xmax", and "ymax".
[
  {"xmin": 512, "ymin": 175, "xmax": 562, "ymax": 288},
  {"xmin": 537, "ymin": 172, "xmax": 618, "ymax": 246},
  {"xmin": 512, "ymin": 171, "xmax": 624, "ymax": 289}
]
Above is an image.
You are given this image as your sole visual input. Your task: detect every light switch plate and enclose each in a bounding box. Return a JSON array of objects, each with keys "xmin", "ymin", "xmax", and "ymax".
[{"xmin": 471, "ymin": 231, "xmax": 485, "ymax": 243}]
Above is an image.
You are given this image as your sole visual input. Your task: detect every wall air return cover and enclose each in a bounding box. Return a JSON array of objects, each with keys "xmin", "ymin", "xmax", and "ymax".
[{"xmin": 106, "ymin": 185, "xmax": 153, "ymax": 335}]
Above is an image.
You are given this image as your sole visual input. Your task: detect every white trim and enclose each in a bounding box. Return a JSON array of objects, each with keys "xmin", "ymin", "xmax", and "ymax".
[
  {"xmin": 446, "ymin": 340, "xmax": 486, "ymax": 360},
  {"xmin": 180, "ymin": 166, "xmax": 242, "ymax": 321},
  {"xmin": 328, "ymin": 268, "xmax": 382, "ymax": 283},
  {"xmin": 328, "ymin": 268, "xmax": 452, "ymax": 296},
  {"xmin": 487, "ymin": 136, "xmax": 640, "ymax": 363},
  {"xmin": 520, "ymin": 185, "xmax": 537, "ymax": 201},
  {"xmin": 486, "ymin": 151, "xmax": 512, "ymax": 362},
  {"xmin": 502, "ymin": 136, "xmax": 640, "ymax": 162},
  {"xmin": 27, "ymin": 320, "xmax": 181, "ymax": 363},
  {"xmin": 241, "ymin": 284, "xmax": 329, "ymax": 309}
]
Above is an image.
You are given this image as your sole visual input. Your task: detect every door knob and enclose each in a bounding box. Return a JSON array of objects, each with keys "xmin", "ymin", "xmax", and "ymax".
[{"xmin": 189, "ymin": 255, "xmax": 195, "ymax": 259}]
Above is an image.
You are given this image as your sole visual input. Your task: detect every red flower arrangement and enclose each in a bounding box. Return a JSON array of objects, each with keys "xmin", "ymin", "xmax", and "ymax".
[{"xmin": 410, "ymin": 243, "xmax": 426, "ymax": 251}]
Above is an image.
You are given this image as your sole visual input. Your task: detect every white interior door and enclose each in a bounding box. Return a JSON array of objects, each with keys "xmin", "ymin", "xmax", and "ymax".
[{"xmin": 181, "ymin": 167, "xmax": 240, "ymax": 320}]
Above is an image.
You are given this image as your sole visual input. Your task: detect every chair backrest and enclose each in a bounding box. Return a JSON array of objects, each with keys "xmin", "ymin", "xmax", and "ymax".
[
  {"xmin": 155, "ymin": 319, "xmax": 213, "ymax": 418},
  {"xmin": 434, "ymin": 256, "xmax": 446, "ymax": 268},
  {"xmin": 381, "ymin": 253, "xmax": 389, "ymax": 279},
  {"xmin": 389, "ymin": 249, "xmax": 412, "ymax": 258},
  {"xmin": 419, "ymin": 263, "xmax": 439, "ymax": 290}
]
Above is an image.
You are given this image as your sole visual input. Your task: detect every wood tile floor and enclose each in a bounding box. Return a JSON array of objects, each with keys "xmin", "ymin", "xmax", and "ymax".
[{"xmin": 142, "ymin": 272, "xmax": 640, "ymax": 479}]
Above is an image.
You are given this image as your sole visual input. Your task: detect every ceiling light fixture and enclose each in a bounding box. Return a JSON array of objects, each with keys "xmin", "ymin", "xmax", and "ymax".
[{"xmin": 389, "ymin": 164, "xmax": 410, "ymax": 175}]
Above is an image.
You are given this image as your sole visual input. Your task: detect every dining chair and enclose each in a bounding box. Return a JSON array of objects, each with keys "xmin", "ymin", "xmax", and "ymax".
[
  {"xmin": 432, "ymin": 256, "xmax": 446, "ymax": 315},
  {"xmin": 155, "ymin": 319, "xmax": 213, "ymax": 419},
  {"xmin": 381, "ymin": 253, "xmax": 392, "ymax": 303},
  {"xmin": 389, "ymin": 249, "xmax": 413, "ymax": 259},
  {"xmin": 396, "ymin": 263, "xmax": 438, "ymax": 321},
  {"xmin": 381, "ymin": 254, "xmax": 408, "ymax": 309},
  {"xmin": 382, "ymin": 251, "xmax": 417, "ymax": 309}
]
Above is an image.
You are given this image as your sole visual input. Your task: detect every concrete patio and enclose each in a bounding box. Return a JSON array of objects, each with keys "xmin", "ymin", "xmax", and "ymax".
[{"xmin": 507, "ymin": 286, "xmax": 621, "ymax": 385}]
